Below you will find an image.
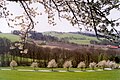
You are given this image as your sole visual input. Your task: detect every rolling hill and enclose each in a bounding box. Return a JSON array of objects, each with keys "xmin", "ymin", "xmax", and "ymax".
[
  {"xmin": 0, "ymin": 31, "xmax": 101, "ymax": 45},
  {"xmin": 43, "ymin": 31, "xmax": 100, "ymax": 44},
  {"xmin": 0, "ymin": 33, "xmax": 20, "ymax": 42},
  {"xmin": 0, "ymin": 32, "xmax": 111, "ymax": 50}
]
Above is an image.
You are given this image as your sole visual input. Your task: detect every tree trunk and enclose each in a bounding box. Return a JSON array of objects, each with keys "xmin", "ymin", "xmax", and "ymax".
[{"xmin": 67, "ymin": 67, "xmax": 69, "ymax": 71}]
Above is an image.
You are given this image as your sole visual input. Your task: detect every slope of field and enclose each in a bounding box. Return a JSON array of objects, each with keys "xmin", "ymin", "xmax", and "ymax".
[
  {"xmin": 0, "ymin": 33, "xmax": 20, "ymax": 42},
  {"xmin": 0, "ymin": 32, "xmax": 100, "ymax": 45},
  {"xmin": 0, "ymin": 68, "xmax": 119, "ymax": 80},
  {"xmin": 43, "ymin": 31, "xmax": 100, "ymax": 44}
]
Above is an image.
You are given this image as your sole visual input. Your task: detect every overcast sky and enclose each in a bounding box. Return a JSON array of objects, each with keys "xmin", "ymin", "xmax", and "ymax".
[
  {"xmin": 0, "ymin": 1, "xmax": 120, "ymax": 33},
  {"xmin": 0, "ymin": 2, "xmax": 80, "ymax": 33}
]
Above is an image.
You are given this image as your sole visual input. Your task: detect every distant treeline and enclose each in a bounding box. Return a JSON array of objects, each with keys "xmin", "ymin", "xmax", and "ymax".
[
  {"xmin": 69, "ymin": 32, "xmax": 97, "ymax": 37},
  {"xmin": 11, "ymin": 30, "xmax": 120, "ymax": 46},
  {"xmin": 90, "ymin": 39, "xmax": 119, "ymax": 46},
  {"xmin": 51, "ymin": 31, "xmax": 119, "ymax": 46},
  {"xmin": 11, "ymin": 30, "xmax": 62, "ymax": 42},
  {"xmin": 0, "ymin": 37, "xmax": 120, "ymax": 67}
]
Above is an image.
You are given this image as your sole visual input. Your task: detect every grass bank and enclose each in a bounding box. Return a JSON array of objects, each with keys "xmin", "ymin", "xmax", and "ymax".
[{"xmin": 0, "ymin": 67, "xmax": 119, "ymax": 80}]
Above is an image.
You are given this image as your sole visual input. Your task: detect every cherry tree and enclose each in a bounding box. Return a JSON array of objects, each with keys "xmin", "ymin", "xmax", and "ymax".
[
  {"xmin": 108, "ymin": 61, "xmax": 119, "ymax": 69},
  {"xmin": 97, "ymin": 60, "xmax": 107, "ymax": 70},
  {"xmin": 31, "ymin": 61, "xmax": 39, "ymax": 70},
  {"xmin": 47, "ymin": 59, "xmax": 57, "ymax": 71},
  {"xmin": 77, "ymin": 61, "xmax": 86, "ymax": 71},
  {"xmin": 89, "ymin": 62, "xmax": 96, "ymax": 70},
  {"xmin": 10, "ymin": 60, "xmax": 18, "ymax": 69},
  {"xmin": 63, "ymin": 60, "xmax": 72, "ymax": 71}
]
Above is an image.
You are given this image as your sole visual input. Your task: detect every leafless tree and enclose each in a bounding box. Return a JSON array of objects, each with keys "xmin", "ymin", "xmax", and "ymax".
[{"xmin": 0, "ymin": 61, "xmax": 1, "ymax": 66}]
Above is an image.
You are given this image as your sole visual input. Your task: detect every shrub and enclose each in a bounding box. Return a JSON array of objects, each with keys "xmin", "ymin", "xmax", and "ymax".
[{"xmin": 63, "ymin": 60, "xmax": 72, "ymax": 71}]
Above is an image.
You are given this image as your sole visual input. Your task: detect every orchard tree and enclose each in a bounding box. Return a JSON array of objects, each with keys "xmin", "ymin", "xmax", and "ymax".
[
  {"xmin": 47, "ymin": 59, "xmax": 57, "ymax": 71},
  {"xmin": 77, "ymin": 61, "xmax": 86, "ymax": 71},
  {"xmin": 97, "ymin": 60, "xmax": 107, "ymax": 70},
  {"xmin": 63, "ymin": 60, "xmax": 72, "ymax": 71},
  {"xmin": 10, "ymin": 60, "xmax": 18, "ymax": 69},
  {"xmin": 31, "ymin": 61, "xmax": 39, "ymax": 70},
  {"xmin": 108, "ymin": 61, "xmax": 118, "ymax": 69},
  {"xmin": 89, "ymin": 62, "xmax": 96, "ymax": 70},
  {"xmin": 0, "ymin": 0, "xmax": 120, "ymax": 44}
]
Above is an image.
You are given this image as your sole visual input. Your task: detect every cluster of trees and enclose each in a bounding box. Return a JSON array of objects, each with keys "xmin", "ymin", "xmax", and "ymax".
[
  {"xmin": 9, "ymin": 59, "xmax": 119, "ymax": 71},
  {"xmin": 90, "ymin": 39, "xmax": 119, "ymax": 46},
  {"xmin": 11, "ymin": 30, "xmax": 120, "ymax": 46},
  {"xmin": 69, "ymin": 32, "xmax": 97, "ymax": 37},
  {"xmin": 0, "ymin": 38, "xmax": 11, "ymax": 52},
  {"xmin": 0, "ymin": 37, "xmax": 11, "ymax": 66},
  {"xmin": 12, "ymin": 30, "xmax": 59, "ymax": 42},
  {"xmin": 0, "ymin": 0, "xmax": 120, "ymax": 47},
  {"xmin": 0, "ymin": 37, "xmax": 120, "ymax": 67},
  {"xmin": 8, "ymin": 42, "xmax": 120, "ymax": 67}
]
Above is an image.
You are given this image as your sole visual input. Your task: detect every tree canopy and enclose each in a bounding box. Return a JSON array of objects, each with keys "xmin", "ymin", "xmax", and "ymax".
[{"xmin": 0, "ymin": 0, "xmax": 120, "ymax": 43}]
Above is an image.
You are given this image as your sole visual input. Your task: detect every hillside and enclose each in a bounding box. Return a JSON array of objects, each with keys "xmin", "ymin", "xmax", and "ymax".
[
  {"xmin": 0, "ymin": 31, "xmax": 104, "ymax": 45},
  {"xmin": 11, "ymin": 30, "xmax": 101, "ymax": 44},
  {"xmin": 0, "ymin": 33, "xmax": 20, "ymax": 42},
  {"xmin": 43, "ymin": 31, "xmax": 100, "ymax": 44},
  {"xmin": 0, "ymin": 32, "xmax": 115, "ymax": 50}
]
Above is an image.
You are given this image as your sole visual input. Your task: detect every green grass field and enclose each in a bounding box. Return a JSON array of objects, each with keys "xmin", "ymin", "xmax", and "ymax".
[
  {"xmin": 44, "ymin": 32, "xmax": 100, "ymax": 44},
  {"xmin": 0, "ymin": 33, "xmax": 20, "ymax": 42},
  {"xmin": 69, "ymin": 40, "xmax": 91, "ymax": 44},
  {"xmin": 0, "ymin": 32, "xmax": 100, "ymax": 44},
  {"xmin": 0, "ymin": 67, "xmax": 119, "ymax": 80}
]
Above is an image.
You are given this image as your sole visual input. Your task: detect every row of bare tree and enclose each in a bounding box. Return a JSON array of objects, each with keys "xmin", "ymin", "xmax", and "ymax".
[
  {"xmin": 8, "ymin": 43, "xmax": 120, "ymax": 67},
  {"xmin": 0, "ymin": 38, "xmax": 120, "ymax": 67}
]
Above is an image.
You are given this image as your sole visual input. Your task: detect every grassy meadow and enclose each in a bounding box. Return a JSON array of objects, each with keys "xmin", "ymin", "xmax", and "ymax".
[
  {"xmin": 0, "ymin": 68, "xmax": 119, "ymax": 80},
  {"xmin": 0, "ymin": 32, "xmax": 101, "ymax": 44},
  {"xmin": 0, "ymin": 32, "xmax": 119, "ymax": 80},
  {"xmin": 44, "ymin": 32, "xmax": 100, "ymax": 44},
  {"xmin": 0, "ymin": 33, "xmax": 20, "ymax": 42}
]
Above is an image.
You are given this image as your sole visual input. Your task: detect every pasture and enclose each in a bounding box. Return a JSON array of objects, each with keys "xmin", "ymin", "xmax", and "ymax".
[
  {"xmin": 43, "ymin": 31, "xmax": 100, "ymax": 44},
  {"xmin": 0, "ymin": 67, "xmax": 119, "ymax": 80},
  {"xmin": 0, "ymin": 33, "xmax": 20, "ymax": 42}
]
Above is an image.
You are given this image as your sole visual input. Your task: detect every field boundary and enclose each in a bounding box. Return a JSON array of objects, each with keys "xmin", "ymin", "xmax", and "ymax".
[{"xmin": 0, "ymin": 68, "xmax": 113, "ymax": 72}]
